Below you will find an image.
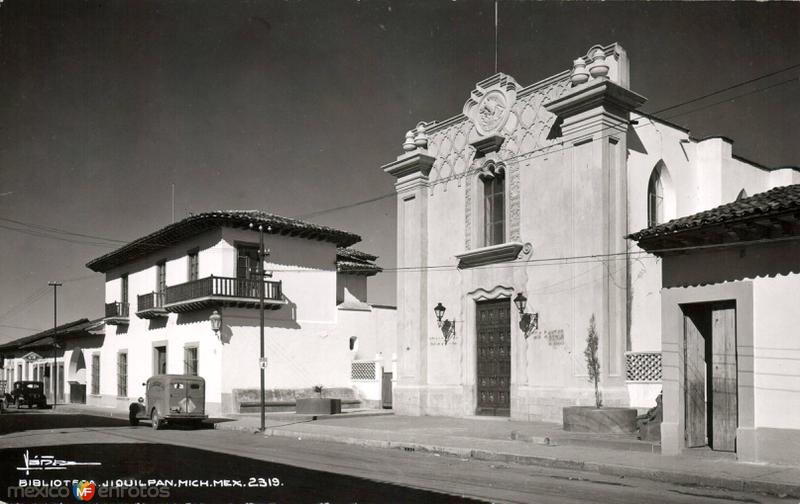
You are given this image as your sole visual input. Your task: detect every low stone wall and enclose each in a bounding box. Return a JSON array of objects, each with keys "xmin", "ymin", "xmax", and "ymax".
[{"xmin": 232, "ymin": 387, "xmax": 361, "ymax": 413}]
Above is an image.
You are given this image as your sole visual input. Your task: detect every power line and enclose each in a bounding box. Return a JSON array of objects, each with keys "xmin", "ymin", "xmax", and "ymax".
[
  {"xmin": 1, "ymin": 63, "xmax": 796, "ymax": 254},
  {"xmin": 0, "ymin": 217, "xmax": 127, "ymax": 244},
  {"xmin": 649, "ymin": 62, "xmax": 800, "ymax": 115},
  {"xmin": 661, "ymin": 76, "xmax": 798, "ymax": 122}
]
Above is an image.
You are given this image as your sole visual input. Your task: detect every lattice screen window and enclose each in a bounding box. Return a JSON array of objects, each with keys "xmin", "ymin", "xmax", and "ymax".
[
  {"xmin": 625, "ymin": 352, "xmax": 662, "ymax": 382},
  {"xmin": 351, "ymin": 361, "xmax": 376, "ymax": 381}
]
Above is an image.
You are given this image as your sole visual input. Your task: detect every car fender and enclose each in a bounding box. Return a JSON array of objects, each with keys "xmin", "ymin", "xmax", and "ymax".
[{"xmin": 129, "ymin": 401, "xmax": 146, "ymax": 419}]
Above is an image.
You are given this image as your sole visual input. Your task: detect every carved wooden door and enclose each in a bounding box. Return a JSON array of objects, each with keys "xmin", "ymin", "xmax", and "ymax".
[{"xmin": 476, "ymin": 299, "xmax": 511, "ymax": 416}]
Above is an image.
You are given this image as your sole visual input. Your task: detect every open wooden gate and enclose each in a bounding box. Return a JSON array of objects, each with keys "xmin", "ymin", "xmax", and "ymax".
[{"xmin": 683, "ymin": 301, "xmax": 737, "ymax": 452}]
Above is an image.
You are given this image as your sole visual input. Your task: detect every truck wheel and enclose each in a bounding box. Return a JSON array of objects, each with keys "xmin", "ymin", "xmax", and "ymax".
[{"xmin": 151, "ymin": 409, "xmax": 161, "ymax": 430}]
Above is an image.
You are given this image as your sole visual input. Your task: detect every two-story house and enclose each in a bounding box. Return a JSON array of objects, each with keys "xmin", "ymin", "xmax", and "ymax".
[
  {"xmin": 85, "ymin": 210, "xmax": 395, "ymax": 415},
  {"xmin": 382, "ymin": 42, "xmax": 799, "ymax": 424}
]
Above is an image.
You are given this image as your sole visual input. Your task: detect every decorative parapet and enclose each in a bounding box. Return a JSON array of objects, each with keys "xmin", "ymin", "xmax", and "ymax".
[{"xmin": 625, "ymin": 351, "xmax": 662, "ymax": 382}]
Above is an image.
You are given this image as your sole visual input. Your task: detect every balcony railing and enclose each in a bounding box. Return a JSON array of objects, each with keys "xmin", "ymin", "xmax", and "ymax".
[
  {"xmin": 136, "ymin": 292, "xmax": 168, "ymax": 319},
  {"xmin": 104, "ymin": 301, "xmax": 130, "ymax": 325},
  {"xmin": 163, "ymin": 276, "xmax": 283, "ymax": 312}
]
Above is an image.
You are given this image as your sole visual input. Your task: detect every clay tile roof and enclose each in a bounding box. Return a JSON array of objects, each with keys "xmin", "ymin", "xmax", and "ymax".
[
  {"xmin": 627, "ymin": 184, "xmax": 800, "ymax": 244},
  {"xmin": 336, "ymin": 247, "xmax": 382, "ymax": 276},
  {"xmin": 0, "ymin": 318, "xmax": 102, "ymax": 352},
  {"xmin": 86, "ymin": 211, "xmax": 362, "ymax": 273}
]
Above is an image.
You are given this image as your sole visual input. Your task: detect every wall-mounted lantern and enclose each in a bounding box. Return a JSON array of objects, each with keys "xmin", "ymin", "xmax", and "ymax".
[
  {"xmin": 433, "ymin": 302, "xmax": 456, "ymax": 345},
  {"xmin": 514, "ymin": 293, "xmax": 538, "ymax": 339},
  {"xmin": 209, "ymin": 310, "xmax": 222, "ymax": 339}
]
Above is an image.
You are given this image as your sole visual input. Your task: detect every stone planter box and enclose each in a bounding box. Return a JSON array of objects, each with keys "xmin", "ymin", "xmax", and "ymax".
[
  {"xmin": 296, "ymin": 398, "xmax": 342, "ymax": 415},
  {"xmin": 562, "ymin": 406, "xmax": 637, "ymax": 434}
]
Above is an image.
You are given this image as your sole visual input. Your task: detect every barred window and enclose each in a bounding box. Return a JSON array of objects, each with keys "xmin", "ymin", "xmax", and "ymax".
[
  {"xmin": 184, "ymin": 346, "xmax": 198, "ymax": 376},
  {"xmin": 117, "ymin": 352, "xmax": 127, "ymax": 397},
  {"xmin": 91, "ymin": 354, "xmax": 100, "ymax": 395}
]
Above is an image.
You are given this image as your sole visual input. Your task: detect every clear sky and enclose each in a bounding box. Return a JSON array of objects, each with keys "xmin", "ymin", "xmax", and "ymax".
[{"xmin": 1, "ymin": 0, "xmax": 798, "ymax": 344}]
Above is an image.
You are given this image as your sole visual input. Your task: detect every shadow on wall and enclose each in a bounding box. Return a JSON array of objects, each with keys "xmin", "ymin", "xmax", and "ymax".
[
  {"xmin": 663, "ymin": 242, "xmax": 800, "ymax": 288},
  {"xmin": 174, "ymin": 297, "xmax": 302, "ymax": 345},
  {"xmin": 627, "ymin": 124, "xmax": 647, "ymax": 155},
  {"xmin": 148, "ymin": 318, "xmax": 168, "ymax": 331}
]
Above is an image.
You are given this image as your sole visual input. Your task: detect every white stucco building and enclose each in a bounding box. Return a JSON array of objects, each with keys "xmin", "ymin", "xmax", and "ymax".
[
  {"xmin": 80, "ymin": 210, "xmax": 395, "ymax": 415},
  {"xmin": 629, "ymin": 184, "xmax": 800, "ymax": 465},
  {"xmin": 382, "ymin": 42, "xmax": 799, "ymax": 427}
]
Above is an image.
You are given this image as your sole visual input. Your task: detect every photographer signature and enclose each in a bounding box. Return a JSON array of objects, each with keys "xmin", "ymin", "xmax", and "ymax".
[{"xmin": 16, "ymin": 450, "xmax": 101, "ymax": 476}]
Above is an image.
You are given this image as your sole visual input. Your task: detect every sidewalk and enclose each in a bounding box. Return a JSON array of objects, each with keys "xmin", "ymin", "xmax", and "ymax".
[
  {"xmin": 37, "ymin": 403, "xmax": 800, "ymax": 498},
  {"xmin": 221, "ymin": 413, "xmax": 800, "ymax": 499}
]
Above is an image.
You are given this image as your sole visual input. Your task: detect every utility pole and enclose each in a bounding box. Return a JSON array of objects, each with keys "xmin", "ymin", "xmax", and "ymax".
[
  {"xmin": 48, "ymin": 281, "xmax": 62, "ymax": 409},
  {"xmin": 250, "ymin": 223, "xmax": 271, "ymax": 432}
]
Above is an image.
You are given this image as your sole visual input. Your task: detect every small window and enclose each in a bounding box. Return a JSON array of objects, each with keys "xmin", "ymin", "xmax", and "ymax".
[
  {"xmin": 349, "ymin": 336, "xmax": 358, "ymax": 352},
  {"xmin": 121, "ymin": 274, "xmax": 129, "ymax": 304},
  {"xmin": 91, "ymin": 354, "xmax": 100, "ymax": 395},
  {"xmin": 184, "ymin": 346, "xmax": 198, "ymax": 376},
  {"xmin": 236, "ymin": 245, "xmax": 260, "ymax": 280},
  {"xmin": 156, "ymin": 262, "xmax": 167, "ymax": 296},
  {"xmin": 187, "ymin": 252, "xmax": 199, "ymax": 281},
  {"xmin": 117, "ymin": 352, "xmax": 128, "ymax": 397}
]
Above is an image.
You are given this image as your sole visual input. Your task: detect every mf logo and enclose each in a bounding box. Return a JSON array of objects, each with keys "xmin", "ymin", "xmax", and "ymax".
[{"xmin": 72, "ymin": 480, "xmax": 97, "ymax": 501}]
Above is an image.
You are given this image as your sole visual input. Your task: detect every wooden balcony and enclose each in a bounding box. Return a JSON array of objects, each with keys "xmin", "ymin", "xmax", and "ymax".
[
  {"xmin": 163, "ymin": 276, "xmax": 284, "ymax": 313},
  {"xmin": 104, "ymin": 301, "xmax": 130, "ymax": 325},
  {"xmin": 136, "ymin": 292, "xmax": 168, "ymax": 319}
]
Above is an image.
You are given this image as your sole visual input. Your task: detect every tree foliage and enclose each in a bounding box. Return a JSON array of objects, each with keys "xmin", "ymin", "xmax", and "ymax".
[{"xmin": 584, "ymin": 314, "xmax": 602, "ymax": 408}]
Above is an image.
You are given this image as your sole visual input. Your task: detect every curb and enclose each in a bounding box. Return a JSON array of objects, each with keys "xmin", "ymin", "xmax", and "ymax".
[{"xmin": 261, "ymin": 428, "xmax": 800, "ymax": 499}]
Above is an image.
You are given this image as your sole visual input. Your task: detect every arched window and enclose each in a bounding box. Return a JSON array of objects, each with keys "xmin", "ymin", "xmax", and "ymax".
[
  {"xmin": 647, "ymin": 168, "xmax": 664, "ymax": 228},
  {"xmin": 736, "ymin": 188, "xmax": 748, "ymax": 201},
  {"xmin": 481, "ymin": 163, "xmax": 506, "ymax": 246},
  {"xmin": 647, "ymin": 161, "xmax": 675, "ymax": 228}
]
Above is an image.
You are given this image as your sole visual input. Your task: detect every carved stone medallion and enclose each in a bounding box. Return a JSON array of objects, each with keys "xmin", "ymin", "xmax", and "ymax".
[{"xmin": 463, "ymin": 73, "xmax": 520, "ymax": 137}]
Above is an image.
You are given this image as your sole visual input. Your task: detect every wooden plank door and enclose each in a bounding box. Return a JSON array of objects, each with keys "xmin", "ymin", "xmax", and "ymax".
[
  {"xmin": 684, "ymin": 310, "xmax": 707, "ymax": 447},
  {"xmin": 476, "ymin": 299, "xmax": 511, "ymax": 417},
  {"xmin": 711, "ymin": 303, "xmax": 737, "ymax": 452},
  {"xmin": 381, "ymin": 372, "xmax": 393, "ymax": 409}
]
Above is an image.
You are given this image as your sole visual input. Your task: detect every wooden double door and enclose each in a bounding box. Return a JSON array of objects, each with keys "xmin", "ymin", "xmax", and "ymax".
[
  {"xmin": 476, "ymin": 299, "xmax": 511, "ymax": 416},
  {"xmin": 683, "ymin": 301, "xmax": 737, "ymax": 452}
]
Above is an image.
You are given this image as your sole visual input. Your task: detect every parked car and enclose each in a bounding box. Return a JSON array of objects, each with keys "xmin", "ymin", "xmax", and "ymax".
[
  {"xmin": 129, "ymin": 374, "xmax": 207, "ymax": 430},
  {"xmin": 10, "ymin": 381, "xmax": 48, "ymax": 409}
]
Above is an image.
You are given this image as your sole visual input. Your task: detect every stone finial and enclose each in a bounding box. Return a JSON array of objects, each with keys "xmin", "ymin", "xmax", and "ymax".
[
  {"xmin": 413, "ymin": 123, "xmax": 428, "ymax": 149},
  {"xmin": 588, "ymin": 48, "xmax": 609, "ymax": 79},
  {"xmin": 403, "ymin": 130, "xmax": 416, "ymax": 152},
  {"xmin": 570, "ymin": 57, "xmax": 590, "ymax": 86}
]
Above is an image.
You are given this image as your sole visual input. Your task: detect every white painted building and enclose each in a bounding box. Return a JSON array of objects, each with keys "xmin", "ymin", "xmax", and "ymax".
[
  {"xmin": 83, "ymin": 210, "xmax": 395, "ymax": 415},
  {"xmin": 382, "ymin": 43, "xmax": 799, "ymax": 424},
  {"xmin": 629, "ymin": 184, "xmax": 800, "ymax": 465}
]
